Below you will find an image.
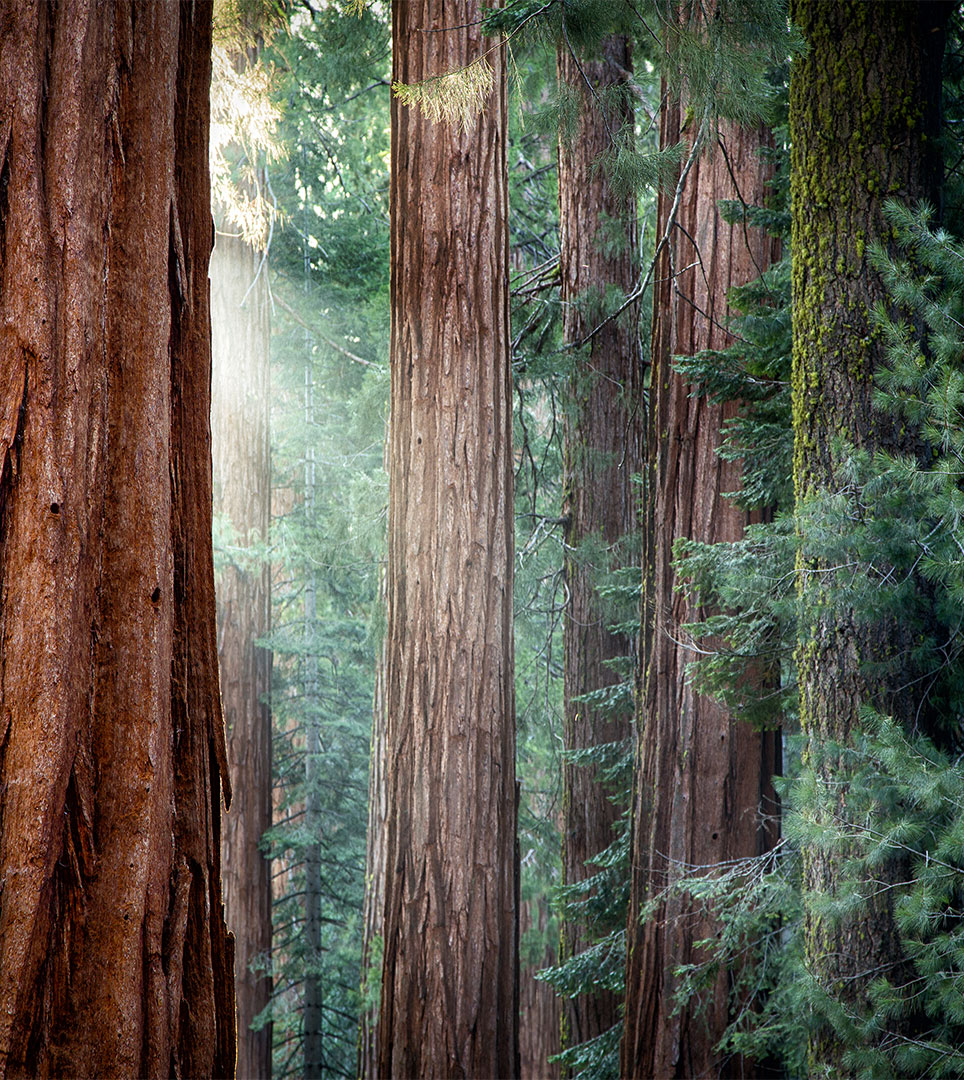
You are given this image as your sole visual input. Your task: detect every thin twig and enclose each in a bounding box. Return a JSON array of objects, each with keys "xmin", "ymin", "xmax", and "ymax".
[{"xmin": 274, "ymin": 293, "xmax": 382, "ymax": 369}]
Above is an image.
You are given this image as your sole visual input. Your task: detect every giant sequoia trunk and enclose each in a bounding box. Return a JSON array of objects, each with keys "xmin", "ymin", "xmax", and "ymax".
[
  {"xmin": 557, "ymin": 33, "xmax": 642, "ymax": 1053},
  {"xmin": 212, "ymin": 232, "xmax": 273, "ymax": 1080},
  {"xmin": 0, "ymin": 4, "xmax": 235, "ymax": 1077},
  {"xmin": 789, "ymin": 2, "xmax": 949, "ymax": 1073},
  {"xmin": 621, "ymin": 99, "xmax": 780, "ymax": 1079},
  {"xmin": 376, "ymin": 2, "xmax": 518, "ymax": 1076}
]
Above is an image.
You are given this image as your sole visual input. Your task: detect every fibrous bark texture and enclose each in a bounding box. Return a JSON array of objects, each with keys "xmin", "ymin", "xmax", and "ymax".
[
  {"xmin": 789, "ymin": 2, "xmax": 949, "ymax": 1073},
  {"xmin": 376, "ymin": 2, "xmax": 518, "ymax": 1076},
  {"xmin": 212, "ymin": 232, "xmax": 273, "ymax": 1080},
  {"xmin": 0, "ymin": 3, "xmax": 234, "ymax": 1078},
  {"xmin": 621, "ymin": 99, "xmax": 780, "ymax": 1079},
  {"xmin": 557, "ymin": 33, "xmax": 642, "ymax": 1052}
]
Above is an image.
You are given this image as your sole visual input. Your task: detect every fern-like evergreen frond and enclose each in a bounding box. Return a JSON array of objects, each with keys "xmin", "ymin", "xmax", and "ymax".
[{"xmin": 392, "ymin": 56, "xmax": 495, "ymax": 129}]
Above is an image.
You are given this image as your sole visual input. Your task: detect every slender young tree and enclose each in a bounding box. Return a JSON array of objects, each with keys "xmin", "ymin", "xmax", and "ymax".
[
  {"xmin": 557, "ymin": 31, "xmax": 642, "ymax": 1052},
  {"xmin": 376, "ymin": 2, "xmax": 519, "ymax": 1075},
  {"xmin": 789, "ymin": 2, "xmax": 950, "ymax": 1072},
  {"xmin": 359, "ymin": 579, "xmax": 387, "ymax": 1080},
  {"xmin": 0, "ymin": 3, "xmax": 235, "ymax": 1076},
  {"xmin": 212, "ymin": 227, "xmax": 273, "ymax": 1080},
  {"xmin": 622, "ymin": 94, "xmax": 780, "ymax": 1080},
  {"xmin": 519, "ymin": 895, "xmax": 562, "ymax": 1080},
  {"xmin": 302, "ymin": 356, "xmax": 323, "ymax": 1080}
]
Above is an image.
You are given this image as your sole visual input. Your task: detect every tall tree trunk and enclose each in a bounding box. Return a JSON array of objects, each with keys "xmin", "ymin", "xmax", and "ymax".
[
  {"xmin": 212, "ymin": 231, "xmax": 273, "ymax": 1080},
  {"xmin": 376, "ymin": 2, "xmax": 519, "ymax": 1076},
  {"xmin": 302, "ymin": 365, "xmax": 323, "ymax": 1080},
  {"xmin": 359, "ymin": 581, "xmax": 387, "ymax": 1080},
  {"xmin": 557, "ymin": 32, "xmax": 642, "ymax": 1054},
  {"xmin": 621, "ymin": 96, "xmax": 781, "ymax": 1080},
  {"xmin": 789, "ymin": 2, "xmax": 949, "ymax": 1073},
  {"xmin": 0, "ymin": 4, "xmax": 235, "ymax": 1077},
  {"xmin": 519, "ymin": 896, "xmax": 561, "ymax": 1080}
]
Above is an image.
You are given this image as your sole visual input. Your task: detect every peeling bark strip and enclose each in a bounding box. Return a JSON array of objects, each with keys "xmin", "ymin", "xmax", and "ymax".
[
  {"xmin": 0, "ymin": 4, "xmax": 235, "ymax": 1078},
  {"xmin": 622, "ymin": 97, "xmax": 780, "ymax": 1080},
  {"xmin": 377, "ymin": 2, "xmax": 519, "ymax": 1077}
]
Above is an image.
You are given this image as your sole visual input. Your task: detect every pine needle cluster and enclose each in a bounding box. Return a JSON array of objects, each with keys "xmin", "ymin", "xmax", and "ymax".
[
  {"xmin": 665, "ymin": 0, "xmax": 804, "ymax": 128},
  {"xmin": 392, "ymin": 56, "xmax": 495, "ymax": 129},
  {"xmin": 210, "ymin": 42, "xmax": 285, "ymax": 247}
]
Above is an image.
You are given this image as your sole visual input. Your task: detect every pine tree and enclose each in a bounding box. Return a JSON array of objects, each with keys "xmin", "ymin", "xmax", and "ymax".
[
  {"xmin": 623, "ymin": 97, "xmax": 781, "ymax": 1080},
  {"xmin": 621, "ymin": 1, "xmax": 787, "ymax": 1068},
  {"xmin": 249, "ymin": 6, "xmax": 390, "ymax": 1073},
  {"xmin": 210, "ymin": 20, "xmax": 279, "ymax": 1076},
  {"xmin": 213, "ymin": 227, "xmax": 274, "ymax": 1080}
]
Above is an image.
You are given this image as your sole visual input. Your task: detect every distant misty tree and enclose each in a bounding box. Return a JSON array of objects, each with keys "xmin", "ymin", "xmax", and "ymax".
[{"xmin": 557, "ymin": 28, "xmax": 642, "ymax": 1055}]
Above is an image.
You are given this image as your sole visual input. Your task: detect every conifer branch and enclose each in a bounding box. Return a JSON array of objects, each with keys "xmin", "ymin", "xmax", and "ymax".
[
  {"xmin": 392, "ymin": 55, "xmax": 494, "ymax": 128},
  {"xmin": 576, "ymin": 116, "xmax": 708, "ymax": 350}
]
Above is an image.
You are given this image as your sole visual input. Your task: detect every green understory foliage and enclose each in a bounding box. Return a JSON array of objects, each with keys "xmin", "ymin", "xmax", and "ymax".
[
  {"xmin": 536, "ymin": 711, "xmax": 635, "ymax": 1080},
  {"xmin": 674, "ymin": 194, "xmax": 795, "ymax": 734},
  {"xmin": 667, "ymin": 201, "xmax": 964, "ymax": 1077}
]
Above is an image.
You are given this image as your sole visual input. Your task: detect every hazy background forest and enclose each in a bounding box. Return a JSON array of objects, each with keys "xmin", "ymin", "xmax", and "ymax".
[{"xmin": 208, "ymin": 1, "xmax": 964, "ymax": 1079}]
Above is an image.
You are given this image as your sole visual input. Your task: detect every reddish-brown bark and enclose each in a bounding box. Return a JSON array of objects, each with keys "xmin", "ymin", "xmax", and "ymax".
[
  {"xmin": 519, "ymin": 896, "xmax": 561, "ymax": 1080},
  {"xmin": 0, "ymin": 4, "xmax": 234, "ymax": 1076},
  {"xmin": 212, "ymin": 232, "xmax": 273, "ymax": 1080},
  {"xmin": 557, "ymin": 33, "xmax": 642, "ymax": 1053},
  {"xmin": 376, "ymin": 2, "xmax": 518, "ymax": 1076},
  {"xmin": 621, "ymin": 99, "xmax": 780, "ymax": 1079}
]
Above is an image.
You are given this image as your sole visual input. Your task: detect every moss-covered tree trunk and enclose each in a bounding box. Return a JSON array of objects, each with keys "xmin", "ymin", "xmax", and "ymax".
[
  {"xmin": 789, "ymin": 2, "xmax": 949, "ymax": 1073},
  {"xmin": 557, "ymin": 32, "xmax": 642, "ymax": 1056},
  {"xmin": 621, "ymin": 92, "xmax": 780, "ymax": 1079},
  {"xmin": 0, "ymin": 3, "xmax": 235, "ymax": 1076},
  {"xmin": 212, "ymin": 230, "xmax": 273, "ymax": 1080},
  {"xmin": 376, "ymin": 2, "xmax": 518, "ymax": 1076}
]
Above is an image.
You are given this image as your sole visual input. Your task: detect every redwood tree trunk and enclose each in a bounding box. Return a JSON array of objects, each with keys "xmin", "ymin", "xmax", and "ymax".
[
  {"xmin": 0, "ymin": 4, "xmax": 234, "ymax": 1077},
  {"xmin": 376, "ymin": 2, "xmax": 519, "ymax": 1076},
  {"xmin": 557, "ymin": 32, "xmax": 642, "ymax": 1053},
  {"xmin": 212, "ymin": 232, "xmax": 273, "ymax": 1080},
  {"xmin": 621, "ymin": 99, "xmax": 780, "ymax": 1079},
  {"xmin": 789, "ymin": 2, "xmax": 949, "ymax": 1073}
]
